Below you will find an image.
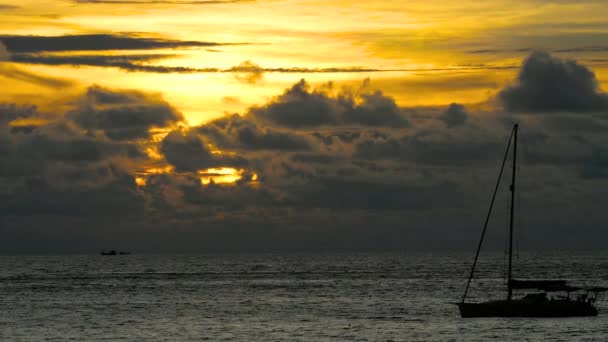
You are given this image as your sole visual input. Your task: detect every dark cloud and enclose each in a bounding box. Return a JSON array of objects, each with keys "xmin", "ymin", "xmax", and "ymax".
[
  {"xmin": 7, "ymin": 53, "xmax": 209, "ymax": 74},
  {"xmin": 579, "ymin": 148, "xmax": 608, "ymax": 179},
  {"xmin": 229, "ymin": 60, "xmax": 264, "ymax": 84},
  {"xmin": 3, "ymin": 121, "xmax": 142, "ymax": 166},
  {"xmin": 7, "ymin": 52, "xmax": 420, "ymax": 75},
  {"xmin": 353, "ymin": 128, "xmax": 502, "ymax": 166},
  {"xmin": 4, "ymin": 51, "xmax": 608, "ymax": 252},
  {"xmin": 499, "ymin": 51, "xmax": 608, "ymax": 112},
  {"xmin": 290, "ymin": 153, "xmax": 339, "ymax": 164},
  {"xmin": 197, "ymin": 114, "xmax": 312, "ymax": 151},
  {"xmin": 178, "ymin": 176, "xmax": 278, "ymax": 209},
  {"xmin": 2, "ymin": 167, "xmax": 144, "ymax": 217},
  {"xmin": 0, "ymin": 41, "xmax": 8, "ymax": 60},
  {"xmin": 0, "ymin": 64, "xmax": 73, "ymax": 88},
  {"xmin": 160, "ymin": 130, "xmax": 247, "ymax": 171},
  {"xmin": 0, "ymin": 90, "xmax": 159, "ymax": 219},
  {"xmin": 0, "ymin": 103, "xmax": 38, "ymax": 126},
  {"xmin": 251, "ymin": 80, "xmax": 338, "ymax": 127},
  {"xmin": 160, "ymin": 130, "xmax": 214, "ymax": 171},
  {"xmin": 283, "ymin": 177, "xmax": 463, "ymax": 210},
  {"xmin": 0, "ymin": 4, "xmax": 18, "ymax": 10},
  {"xmin": 0, "ymin": 34, "xmax": 242, "ymax": 53},
  {"xmin": 66, "ymin": 85, "xmax": 183, "ymax": 140},
  {"xmin": 438, "ymin": 103, "xmax": 468, "ymax": 128},
  {"xmin": 554, "ymin": 46, "xmax": 608, "ymax": 53},
  {"xmin": 10, "ymin": 52, "xmax": 409, "ymax": 75},
  {"xmin": 251, "ymin": 79, "xmax": 410, "ymax": 128}
]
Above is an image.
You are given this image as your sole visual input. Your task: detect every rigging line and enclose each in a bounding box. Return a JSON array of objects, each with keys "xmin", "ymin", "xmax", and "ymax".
[
  {"xmin": 461, "ymin": 126, "xmax": 515, "ymax": 303},
  {"xmin": 503, "ymin": 180, "xmax": 510, "ymax": 284},
  {"xmin": 516, "ymin": 133, "xmax": 523, "ymax": 259}
]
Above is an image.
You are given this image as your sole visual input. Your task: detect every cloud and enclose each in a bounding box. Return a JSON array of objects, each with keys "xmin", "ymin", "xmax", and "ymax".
[
  {"xmin": 0, "ymin": 42, "xmax": 73, "ymax": 88},
  {"xmin": 250, "ymin": 79, "xmax": 410, "ymax": 128},
  {"xmin": 0, "ymin": 34, "xmax": 244, "ymax": 53},
  {"xmin": 0, "ymin": 41, "xmax": 8, "ymax": 61},
  {"xmin": 9, "ymin": 53, "xmax": 407, "ymax": 75},
  {"xmin": 0, "ymin": 4, "xmax": 18, "ymax": 10},
  {"xmin": 4, "ymin": 52, "xmax": 608, "ymax": 252},
  {"xmin": 3, "ymin": 167, "xmax": 144, "ymax": 217},
  {"xmin": 66, "ymin": 85, "xmax": 183, "ymax": 140},
  {"xmin": 197, "ymin": 114, "xmax": 313, "ymax": 151},
  {"xmin": 438, "ymin": 103, "xmax": 468, "ymax": 128},
  {"xmin": 282, "ymin": 177, "xmax": 463, "ymax": 210},
  {"xmin": 499, "ymin": 51, "xmax": 608, "ymax": 112},
  {"xmin": 0, "ymin": 104, "xmax": 35, "ymax": 127},
  {"xmin": 353, "ymin": 128, "xmax": 503, "ymax": 166},
  {"xmin": 0, "ymin": 93, "xmax": 152, "ymax": 219},
  {"xmin": 229, "ymin": 60, "xmax": 264, "ymax": 84},
  {"xmin": 160, "ymin": 130, "xmax": 248, "ymax": 171},
  {"xmin": 0, "ymin": 64, "xmax": 73, "ymax": 88},
  {"xmin": 9, "ymin": 53, "xmax": 221, "ymax": 73}
]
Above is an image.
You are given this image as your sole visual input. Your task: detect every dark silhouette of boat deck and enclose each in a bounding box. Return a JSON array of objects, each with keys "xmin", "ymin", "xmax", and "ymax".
[{"xmin": 100, "ymin": 249, "xmax": 131, "ymax": 256}]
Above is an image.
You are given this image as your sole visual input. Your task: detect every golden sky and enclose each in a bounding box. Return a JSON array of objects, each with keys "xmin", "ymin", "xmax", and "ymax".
[{"xmin": 1, "ymin": 0, "xmax": 608, "ymax": 125}]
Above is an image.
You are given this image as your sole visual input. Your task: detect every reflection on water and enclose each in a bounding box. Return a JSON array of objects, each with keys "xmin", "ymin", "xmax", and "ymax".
[{"xmin": 1, "ymin": 253, "xmax": 607, "ymax": 341}]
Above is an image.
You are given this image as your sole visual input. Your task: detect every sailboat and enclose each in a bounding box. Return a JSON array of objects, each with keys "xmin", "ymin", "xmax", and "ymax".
[{"xmin": 458, "ymin": 124, "xmax": 606, "ymax": 318}]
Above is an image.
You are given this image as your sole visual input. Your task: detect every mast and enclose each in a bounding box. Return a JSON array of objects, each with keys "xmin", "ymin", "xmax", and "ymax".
[
  {"xmin": 461, "ymin": 125, "xmax": 515, "ymax": 303},
  {"xmin": 507, "ymin": 123, "xmax": 518, "ymax": 301}
]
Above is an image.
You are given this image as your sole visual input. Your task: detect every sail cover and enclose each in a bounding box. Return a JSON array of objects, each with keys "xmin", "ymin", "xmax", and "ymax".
[{"xmin": 509, "ymin": 279, "xmax": 567, "ymax": 290}]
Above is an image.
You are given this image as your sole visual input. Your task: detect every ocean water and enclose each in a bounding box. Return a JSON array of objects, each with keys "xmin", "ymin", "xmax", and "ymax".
[{"xmin": 1, "ymin": 253, "xmax": 607, "ymax": 341}]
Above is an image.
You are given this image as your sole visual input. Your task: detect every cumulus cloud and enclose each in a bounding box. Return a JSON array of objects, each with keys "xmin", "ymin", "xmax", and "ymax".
[
  {"xmin": 250, "ymin": 79, "xmax": 410, "ymax": 128},
  {"xmin": 438, "ymin": 103, "xmax": 468, "ymax": 128},
  {"xmin": 499, "ymin": 51, "xmax": 608, "ymax": 112},
  {"xmin": 160, "ymin": 130, "xmax": 248, "ymax": 171},
  {"xmin": 197, "ymin": 114, "xmax": 312, "ymax": 151},
  {"xmin": 160, "ymin": 130, "xmax": 214, "ymax": 171},
  {"xmin": 67, "ymin": 85, "xmax": 183, "ymax": 140}
]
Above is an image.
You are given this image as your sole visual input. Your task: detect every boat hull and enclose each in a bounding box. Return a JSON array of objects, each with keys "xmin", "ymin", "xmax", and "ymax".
[{"xmin": 458, "ymin": 300, "xmax": 598, "ymax": 318}]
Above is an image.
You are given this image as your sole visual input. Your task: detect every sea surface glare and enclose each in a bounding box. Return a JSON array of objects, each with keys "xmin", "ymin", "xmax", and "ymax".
[{"xmin": 1, "ymin": 254, "xmax": 607, "ymax": 341}]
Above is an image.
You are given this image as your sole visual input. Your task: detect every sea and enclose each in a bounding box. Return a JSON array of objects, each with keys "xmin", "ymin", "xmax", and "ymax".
[{"xmin": 1, "ymin": 253, "xmax": 607, "ymax": 341}]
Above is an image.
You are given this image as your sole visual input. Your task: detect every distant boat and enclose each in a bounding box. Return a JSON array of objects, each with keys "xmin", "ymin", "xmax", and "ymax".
[
  {"xmin": 100, "ymin": 250, "xmax": 131, "ymax": 256},
  {"xmin": 458, "ymin": 124, "xmax": 606, "ymax": 318}
]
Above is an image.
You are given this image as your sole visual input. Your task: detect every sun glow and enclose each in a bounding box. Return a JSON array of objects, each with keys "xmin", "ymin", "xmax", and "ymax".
[
  {"xmin": 199, "ymin": 167, "xmax": 242, "ymax": 185},
  {"xmin": 198, "ymin": 167, "xmax": 259, "ymax": 185},
  {"xmin": 135, "ymin": 176, "xmax": 147, "ymax": 187},
  {"xmin": 134, "ymin": 166, "xmax": 258, "ymax": 187}
]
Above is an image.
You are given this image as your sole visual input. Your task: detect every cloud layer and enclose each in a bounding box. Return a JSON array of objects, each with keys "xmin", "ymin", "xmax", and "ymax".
[{"xmin": 2, "ymin": 51, "xmax": 608, "ymax": 252}]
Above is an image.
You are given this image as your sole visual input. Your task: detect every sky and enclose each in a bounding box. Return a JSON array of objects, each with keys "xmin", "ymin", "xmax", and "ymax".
[{"xmin": 1, "ymin": 0, "xmax": 608, "ymax": 253}]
